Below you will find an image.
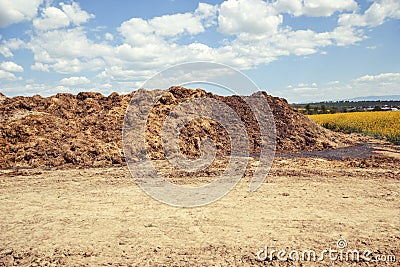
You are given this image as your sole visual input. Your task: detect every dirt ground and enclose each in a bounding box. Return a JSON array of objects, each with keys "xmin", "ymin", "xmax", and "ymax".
[{"xmin": 0, "ymin": 143, "xmax": 399, "ymax": 266}]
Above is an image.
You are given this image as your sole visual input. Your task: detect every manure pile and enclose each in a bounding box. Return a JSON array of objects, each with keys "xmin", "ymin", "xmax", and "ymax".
[{"xmin": 0, "ymin": 87, "xmax": 351, "ymax": 168}]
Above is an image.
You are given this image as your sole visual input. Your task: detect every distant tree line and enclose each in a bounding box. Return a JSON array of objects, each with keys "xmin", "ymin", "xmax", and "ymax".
[{"xmin": 293, "ymin": 100, "xmax": 400, "ymax": 115}]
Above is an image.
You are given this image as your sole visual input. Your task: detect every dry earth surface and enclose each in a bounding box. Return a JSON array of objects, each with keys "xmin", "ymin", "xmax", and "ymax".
[
  {"xmin": 0, "ymin": 142, "xmax": 399, "ymax": 266},
  {"xmin": 0, "ymin": 89, "xmax": 399, "ymax": 266}
]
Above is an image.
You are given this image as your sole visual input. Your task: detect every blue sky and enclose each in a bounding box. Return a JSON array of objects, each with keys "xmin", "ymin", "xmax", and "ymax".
[{"xmin": 0, "ymin": 0, "xmax": 399, "ymax": 102}]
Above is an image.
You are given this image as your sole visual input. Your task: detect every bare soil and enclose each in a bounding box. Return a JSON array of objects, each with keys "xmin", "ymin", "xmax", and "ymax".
[{"xmin": 0, "ymin": 143, "xmax": 399, "ymax": 266}]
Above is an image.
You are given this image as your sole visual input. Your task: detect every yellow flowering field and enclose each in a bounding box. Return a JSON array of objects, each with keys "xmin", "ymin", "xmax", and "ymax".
[{"xmin": 308, "ymin": 111, "xmax": 400, "ymax": 144}]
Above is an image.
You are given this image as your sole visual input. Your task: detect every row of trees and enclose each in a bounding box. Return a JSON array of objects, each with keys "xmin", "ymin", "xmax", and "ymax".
[
  {"xmin": 300, "ymin": 104, "xmax": 383, "ymax": 115},
  {"xmin": 303, "ymin": 104, "xmax": 334, "ymax": 115}
]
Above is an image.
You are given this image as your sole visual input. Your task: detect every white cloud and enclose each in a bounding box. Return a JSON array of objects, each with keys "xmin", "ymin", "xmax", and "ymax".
[
  {"xmin": 104, "ymin": 33, "xmax": 114, "ymax": 41},
  {"xmin": 0, "ymin": 0, "xmax": 43, "ymax": 27},
  {"xmin": 149, "ymin": 3, "xmax": 216, "ymax": 36},
  {"xmin": 33, "ymin": 1, "xmax": 94, "ymax": 31},
  {"xmin": 29, "ymin": 28, "xmax": 111, "ymax": 59},
  {"xmin": 59, "ymin": 76, "xmax": 90, "ymax": 86},
  {"xmin": 1, "ymin": 82, "xmax": 74, "ymax": 96},
  {"xmin": 149, "ymin": 13, "xmax": 205, "ymax": 36},
  {"xmin": 195, "ymin": 2, "xmax": 218, "ymax": 27},
  {"xmin": 1, "ymin": 0, "xmax": 398, "ymax": 98},
  {"xmin": 53, "ymin": 58, "xmax": 83, "ymax": 74},
  {"xmin": 292, "ymin": 86, "xmax": 319, "ymax": 92},
  {"xmin": 338, "ymin": 0, "xmax": 400, "ymax": 27},
  {"xmin": 302, "ymin": 0, "xmax": 358, "ymax": 17},
  {"xmin": 26, "ymin": 27, "xmax": 109, "ymax": 74},
  {"xmin": 347, "ymin": 72, "xmax": 400, "ymax": 98},
  {"xmin": 118, "ymin": 18, "xmax": 156, "ymax": 46},
  {"xmin": 0, "ymin": 38, "xmax": 24, "ymax": 58},
  {"xmin": 0, "ymin": 46, "xmax": 13, "ymax": 58},
  {"xmin": 2, "ymin": 0, "xmax": 369, "ymax": 86},
  {"xmin": 327, "ymin": 25, "xmax": 365, "ymax": 46},
  {"xmin": 275, "ymin": 0, "xmax": 358, "ymax": 17},
  {"xmin": 355, "ymin": 72, "xmax": 400, "ymax": 83},
  {"xmin": 60, "ymin": 2, "xmax": 94, "ymax": 25},
  {"xmin": 0, "ymin": 69, "xmax": 16, "ymax": 80},
  {"xmin": 97, "ymin": 66, "xmax": 155, "ymax": 82},
  {"xmin": 218, "ymin": 0, "xmax": 282, "ymax": 38},
  {"xmin": 54, "ymin": 85, "xmax": 70, "ymax": 92},
  {"xmin": 0, "ymin": 61, "xmax": 24, "ymax": 72},
  {"xmin": 327, "ymin": 80, "xmax": 340, "ymax": 85},
  {"xmin": 51, "ymin": 58, "xmax": 104, "ymax": 74},
  {"xmin": 118, "ymin": 2, "xmax": 216, "ymax": 48},
  {"xmin": 274, "ymin": 0, "xmax": 303, "ymax": 16},
  {"xmin": 270, "ymin": 29, "xmax": 332, "ymax": 55},
  {"xmin": 279, "ymin": 72, "xmax": 400, "ymax": 102},
  {"xmin": 366, "ymin": 45, "xmax": 377, "ymax": 50},
  {"xmin": 33, "ymin": 6, "xmax": 70, "ymax": 31},
  {"xmin": 215, "ymin": 0, "xmax": 363, "ymax": 64},
  {"xmin": 31, "ymin": 62, "xmax": 49, "ymax": 72}
]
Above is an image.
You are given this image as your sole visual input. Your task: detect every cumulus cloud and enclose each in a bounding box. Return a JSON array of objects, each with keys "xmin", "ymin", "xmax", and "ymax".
[
  {"xmin": 20, "ymin": 0, "xmax": 368, "ymax": 88},
  {"xmin": 355, "ymin": 72, "xmax": 400, "ymax": 83},
  {"xmin": 0, "ymin": 38, "xmax": 24, "ymax": 58},
  {"xmin": 111, "ymin": 3, "xmax": 224, "ymax": 73},
  {"xmin": 60, "ymin": 2, "xmax": 94, "ymax": 25},
  {"xmin": 29, "ymin": 28, "xmax": 111, "ymax": 59},
  {"xmin": 2, "ymin": 0, "xmax": 370, "ymax": 82},
  {"xmin": 215, "ymin": 0, "xmax": 363, "ymax": 60},
  {"xmin": 33, "ymin": 1, "xmax": 94, "ymax": 31},
  {"xmin": 53, "ymin": 58, "xmax": 104, "ymax": 74},
  {"xmin": 275, "ymin": 0, "xmax": 358, "ymax": 17},
  {"xmin": 347, "ymin": 72, "xmax": 400, "ymax": 98},
  {"xmin": 0, "ymin": 61, "xmax": 24, "ymax": 72},
  {"xmin": 271, "ymin": 29, "xmax": 333, "ymax": 55},
  {"xmin": 327, "ymin": 80, "xmax": 340, "ymax": 85},
  {"xmin": 0, "ymin": 0, "xmax": 399, "ymax": 97},
  {"xmin": 0, "ymin": 69, "xmax": 16, "ymax": 80},
  {"xmin": 218, "ymin": 0, "xmax": 282, "ymax": 37},
  {"xmin": 338, "ymin": 0, "xmax": 400, "ymax": 27},
  {"xmin": 31, "ymin": 62, "xmax": 49, "ymax": 72},
  {"xmin": 97, "ymin": 66, "xmax": 154, "ymax": 81},
  {"xmin": 149, "ymin": 13, "xmax": 205, "ymax": 36},
  {"xmin": 302, "ymin": 0, "xmax": 358, "ymax": 17},
  {"xmin": 118, "ymin": 18, "xmax": 156, "ymax": 46},
  {"xmin": 33, "ymin": 6, "xmax": 70, "ymax": 31},
  {"xmin": 53, "ymin": 58, "xmax": 83, "ymax": 74},
  {"xmin": 26, "ymin": 27, "xmax": 108, "ymax": 74},
  {"xmin": 118, "ymin": 2, "xmax": 216, "ymax": 47},
  {"xmin": 327, "ymin": 25, "xmax": 365, "ymax": 46},
  {"xmin": 1, "ymin": 82, "xmax": 73, "ymax": 96},
  {"xmin": 195, "ymin": 2, "xmax": 218, "ymax": 27},
  {"xmin": 59, "ymin": 76, "xmax": 90, "ymax": 86},
  {"xmin": 104, "ymin": 33, "xmax": 114, "ymax": 41},
  {"xmin": 0, "ymin": 0, "xmax": 43, "ymax": 27},
  {"xmin": 279, "ymin": 72, "xmax": 400, "ymax": 102}
]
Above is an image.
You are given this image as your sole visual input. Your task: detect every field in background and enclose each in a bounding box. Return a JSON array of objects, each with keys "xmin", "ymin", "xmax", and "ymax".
[{"xmin": 309, "ymin": 111, "xmax": 400, "ymax": 144}]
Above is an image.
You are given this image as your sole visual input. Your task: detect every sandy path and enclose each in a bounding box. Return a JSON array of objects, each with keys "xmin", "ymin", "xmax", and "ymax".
[{"xmin": 0, "ymin": 156, "xmax": 399, "ymax": 266}]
